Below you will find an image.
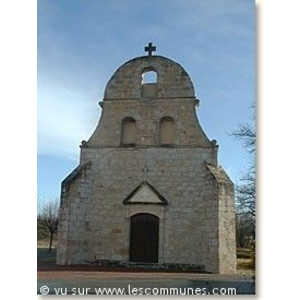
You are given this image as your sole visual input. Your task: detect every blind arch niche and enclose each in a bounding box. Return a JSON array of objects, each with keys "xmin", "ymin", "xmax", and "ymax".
[
  {"xmin": 160, "ymin": 117, "xmax": 175, "ymax": 145},
  {"xmin": 121, "ymin": 117, "xmax": 136, "ymax": 146}
]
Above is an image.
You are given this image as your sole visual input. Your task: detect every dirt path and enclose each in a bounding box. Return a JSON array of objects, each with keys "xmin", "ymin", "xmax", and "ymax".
[{"xmin": 38, "ymin": 262, "xmax": 253, "ymax": 281}]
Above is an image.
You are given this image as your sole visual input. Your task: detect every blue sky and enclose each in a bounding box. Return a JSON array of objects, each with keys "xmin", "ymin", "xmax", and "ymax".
[{"xmin": 37, "ymin": 0, "xmax": 255, "ymax": 200}]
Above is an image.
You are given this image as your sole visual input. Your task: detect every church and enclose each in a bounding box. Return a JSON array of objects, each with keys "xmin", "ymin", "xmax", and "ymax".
[{"xmin": 56, "ymin": 43, "xmax": 237, "ymax": 274}]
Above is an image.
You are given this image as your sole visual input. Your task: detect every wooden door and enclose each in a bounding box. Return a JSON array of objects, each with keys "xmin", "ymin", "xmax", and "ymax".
[{"xmin": 129, "ymin": 213, "xmax": 159, "ymax": 263}]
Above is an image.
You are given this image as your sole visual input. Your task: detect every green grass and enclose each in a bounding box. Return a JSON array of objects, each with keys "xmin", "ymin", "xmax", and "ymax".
[
  {"xmin": 237, "ymin": 248, "xmax": 252, "ymax": 259},
  {"xmin": 237, "ymin": 248, "xmax": 255, "ymax": 273},
  {"xmin": 37, "ymin": 248, "xmax": 56, "ymax": 263}
]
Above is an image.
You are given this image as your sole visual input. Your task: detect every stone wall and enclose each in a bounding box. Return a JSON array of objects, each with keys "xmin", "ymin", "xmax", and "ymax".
[
  {"xmin": 104, "ymin": 56, "xmax": 194, "ymax": 100},
  {"xmin": 57, "ymin": 147, "xmax": 236, "ymax": 273},
  {"xmin": 88, "ymin": 98, "xmax": 212, "ymax": 148},
  {"xmin": 56, "ymin": 54, "xmax": 236, "ymax": 274},
  {"xmin": 206, "ymin": 164, "xmax": 237, "ymax": 274}
]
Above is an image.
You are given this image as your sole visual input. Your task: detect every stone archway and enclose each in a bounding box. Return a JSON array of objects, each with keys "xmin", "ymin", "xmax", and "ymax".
[{"xmin": 129, "ymin": 213, "xmax": 159, "ymax": 263}]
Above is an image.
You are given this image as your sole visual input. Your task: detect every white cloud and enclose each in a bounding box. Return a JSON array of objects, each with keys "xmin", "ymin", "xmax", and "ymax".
[{"xmin": 37, "ymin": 82, "xmax": 100, "ymax": 160}]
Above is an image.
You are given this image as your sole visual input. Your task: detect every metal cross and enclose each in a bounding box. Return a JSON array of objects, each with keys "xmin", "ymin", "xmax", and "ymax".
[{"xmin": 144, "ymin": 42, "xmax": 156, "ymax": 56}]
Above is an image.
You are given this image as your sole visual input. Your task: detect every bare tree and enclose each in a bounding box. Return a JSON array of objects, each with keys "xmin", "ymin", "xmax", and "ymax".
[
  {"xmin": 231, "ymin": 106, "xmax": 255, "ymax": 214},
  {"xmin": 38, "ymin": 199, "xmax": 59, "ymax": 252},
  {"xmin": 230, "ymin": 106, "xmax": 256, "ymax": 254}
]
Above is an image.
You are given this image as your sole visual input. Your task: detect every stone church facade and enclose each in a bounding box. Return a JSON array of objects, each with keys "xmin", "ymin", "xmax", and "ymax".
[{"xmin": 56, "ymin": 44, "xmax": 236, "ymax": 274}]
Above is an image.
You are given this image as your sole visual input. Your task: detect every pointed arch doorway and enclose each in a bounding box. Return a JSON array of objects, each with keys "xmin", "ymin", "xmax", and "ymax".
[{"xmin": 129, "ymin": 213, "xmax": 159, "ymax": 263}]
